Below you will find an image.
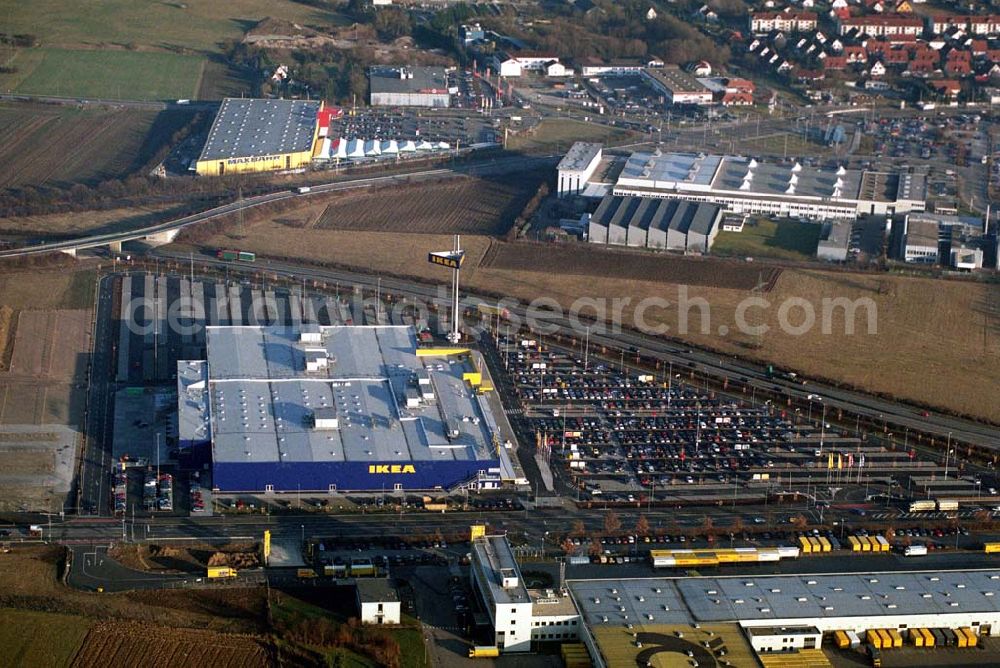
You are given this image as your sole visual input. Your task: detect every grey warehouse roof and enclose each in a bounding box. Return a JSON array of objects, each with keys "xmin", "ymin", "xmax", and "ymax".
[
  {"xmin": 198, "ymin": 98, "xmax": 320, "ymax": 161},
  {"xmin": 616, "ymin": 151, "xmax": 927, "ymax": 206},
  {"xmin": 473, "ymin": 535, "xmax": 531, "ymax": 606},
  {"xmin": 204, "ymin": 325, "xmax": 498, "ymax": 466},
  {"xmin": 558, "ymin": 142, "xmax": 603, "ymax": 172},
  {"xmin": 356, "ymin": 578, "xmax": 400, "ymax": 602},
  {"xmin": 570, "ymin": 570, "xmax": 1000, "ymax": 628},
  {"xmin": 592, "ymin": 195, "xmax": 721, "ymax": 236},
  {"xmin": 369, "ymin": 66, "xmax": 448, "ymax": 95}
]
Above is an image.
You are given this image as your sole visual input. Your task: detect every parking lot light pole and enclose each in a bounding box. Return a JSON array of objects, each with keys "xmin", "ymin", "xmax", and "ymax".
[{"xmin": 944, "ymin": 433, "xmax": 954, "ymax": 478}]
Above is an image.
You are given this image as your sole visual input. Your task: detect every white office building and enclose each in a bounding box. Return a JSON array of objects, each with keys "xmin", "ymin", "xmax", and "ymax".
[
  {"xmin": 356, "ymin": 579, "xmax": 401, "ymax": 625},
  {"xmin": 470, "ymin": 535, "xmax": 582, "ymax": 653},
  {"xmin": 557, "ymin": 142, "xmax": 603, "ymax": 197}
]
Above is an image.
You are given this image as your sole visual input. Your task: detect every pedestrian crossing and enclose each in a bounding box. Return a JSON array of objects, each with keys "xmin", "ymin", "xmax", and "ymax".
[{"xmin": 505, "ymin": 407, "xmax": 524, "ymax": 416}]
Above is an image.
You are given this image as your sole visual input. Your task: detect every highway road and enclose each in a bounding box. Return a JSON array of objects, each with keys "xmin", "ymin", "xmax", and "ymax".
[
  {"xmin": 148, "ymin": 252, "xmax": 1000, "ymax": 451},
  {"xmin": 37, "ymin": 503, "xmax": 984, "ymax": 547},
  {"xmin": 77, "ymin": 274, "xmax": 118, "ymax": 516}
]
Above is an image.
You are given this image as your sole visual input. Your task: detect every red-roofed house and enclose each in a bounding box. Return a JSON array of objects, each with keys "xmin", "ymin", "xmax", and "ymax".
[
  {"xmin": 844, "ymin": 46, "xmax": 868, "ymax": 62},
  {"xmin": 721, "ymin": 91, "xmax": 755, "ymax": 105},
  {"xmin": 884, "ymin": 48, "xmax": 910, "ymax": 65},
  {"xmin": 751, "ymin": 9, "xmax": 819, "ymax": 33},
  {"xmin": 929, "ymin": 15, "xmax": 1000, "ymax": 36},
  {"xmin": 824, "ymin": 55, "xmax": 850, "ymax": 69},
  {"xmin": 945, "ymin": 52, "xmax": 973, "ymax": 76},
  {"xmin": 929, "ymin": 79, "xmax": 961, "ymax": 99},
  {"xmin": 907, "ymin": 58, "xmax": 936, "ymax": 75},
  {"xmin": 838, "ymin": 15, "xmax": 924, "ymax": 40}
]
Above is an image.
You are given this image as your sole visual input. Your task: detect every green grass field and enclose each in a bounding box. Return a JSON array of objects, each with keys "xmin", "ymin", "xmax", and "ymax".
[
  {"xmin": 4, "ymin": 48, "xmax": 203, "ymax": 100},
  {"xmin": 713, "ymin": 218, "xmax": 822, "ymax": 260},
  {"xmin": 0, "ymin": 609, "xmax": 92, "ymax": 667},
  {"xmin": 271, "ymin": 589, "xmax": 428, "ymax": 668},
  {"xmin": 0, "ymin": 0, "xmax": 341, "ymax": 52},
  {"xmin": 508, "ymin": 119, "xmax": 639, "ymax": 154}
]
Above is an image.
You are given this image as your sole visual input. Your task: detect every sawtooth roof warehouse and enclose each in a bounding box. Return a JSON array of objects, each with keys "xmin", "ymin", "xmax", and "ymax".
[
  {"xmin": 558, "ymin": 142, "xmax": 928, "ymax": 221},
  {"xmin": 178, "ymin": 324, "xmax": 518, "ymax": 493}
]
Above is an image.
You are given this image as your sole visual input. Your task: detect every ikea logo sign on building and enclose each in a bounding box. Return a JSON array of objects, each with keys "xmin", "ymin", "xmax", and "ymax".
[{"xmin": 369, "ymin": 464, "xmax": 417, "ymax": 474}]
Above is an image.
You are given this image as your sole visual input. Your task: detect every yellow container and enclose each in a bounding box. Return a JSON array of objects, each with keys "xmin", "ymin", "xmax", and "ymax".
[
  {"xmin": 848, "ymin": 536, "xmax": 861, "ymax": 552},
  {"xmin": 887, "ymin": 629, "xmax": 903, "ymax": 648},
  {"xmin": 877, "ymin": 629, "xmax": 893, "ymax": 649},
  {"xmin": 860, "ymin": 536, "xmax": 872, "ymax": 552},
  {"xmin": 818, "ymin": 536, "xmax": 832, "ymax": 552},
  {"xmin": 809, "ymin": 537, "xmax": 822, "ymax": 552},
  {"xmin": 835, "ymin": 630, "xmax": 850, "ymax": 649},
  {"xmin": 921, "ymin": 628, "xmax": 935, "ymax": 647},
  {"xmin": 867, "ymin": 630, "xmax": 882, "ymax": 649},
  {"xmin": 799, "ymin": 536, "xmax": 813, "ymax": 554},
  {"xmin": 912, "ymin": 629, "xmax": 924, "ymax": 647}
]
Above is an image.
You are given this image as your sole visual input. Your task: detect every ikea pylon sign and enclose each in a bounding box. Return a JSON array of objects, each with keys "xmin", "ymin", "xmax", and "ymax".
[{"xmin": 428, "ymin": 251, "xmax": 465, "ymax": 269}]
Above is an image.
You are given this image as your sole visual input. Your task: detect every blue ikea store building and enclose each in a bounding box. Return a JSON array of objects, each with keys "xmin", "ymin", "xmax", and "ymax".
[{"xmin": 178, "ymin": 324, "xmax": 505, "ymax": 493}]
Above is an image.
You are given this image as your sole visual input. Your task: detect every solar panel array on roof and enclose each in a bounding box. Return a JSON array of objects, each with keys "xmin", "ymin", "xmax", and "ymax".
[{"xmin": 198, "ymin": 98, "xmax": 321, "ymax": 162}]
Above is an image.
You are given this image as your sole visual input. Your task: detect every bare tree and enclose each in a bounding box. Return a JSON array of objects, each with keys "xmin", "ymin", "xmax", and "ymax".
[
  {"xmin": 571, "ymin": 519, "xmax": 586, "ymax": 538},
  {"xmin": 588, "ymin": 537, "xmax": 603, "ymax": 557},
  {"xmin": 561, "ymin": 537, "xmax": 576, "ymax": 556},
  {"xmin": 636, "ymin": 515, "xmax": 650, "ymax": 537},
  {"xmin": 604, "ymin": 511, "xmax": 622, "ymax": 535}
]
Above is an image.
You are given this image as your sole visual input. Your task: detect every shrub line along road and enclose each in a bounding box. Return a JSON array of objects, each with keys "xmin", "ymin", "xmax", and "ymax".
[{"xmin": 147, "ymin": 251, "xmax": 1000, "ymax": 451}]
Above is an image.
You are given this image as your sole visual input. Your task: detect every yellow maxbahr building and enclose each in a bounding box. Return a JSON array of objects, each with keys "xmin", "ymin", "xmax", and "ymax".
[{"xmin": 195, "ymin": 98, "xmax": 322, "ymax": 176}]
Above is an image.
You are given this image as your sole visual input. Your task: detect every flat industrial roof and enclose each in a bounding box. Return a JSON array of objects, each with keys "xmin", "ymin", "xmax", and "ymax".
[
  {"xmin": 570, "ymin": 570, "xmax": 1000, "ymax": 628},
  {"xmin": 369, "ymin": 66, "xmax": 448, "ymax": 95},
  {"xmin": 473, "ymin": 535, "xmax": 531, "ymax": 606},
  {"xmin": 558, "ymin": 142, "xmax": 603, "ymax": 172},
  {"xmin": 203, "ymin": 325, "xmax": 499, "ymax": 465},
  {"xmin": 643, "ymin": 67, "xmax": 709, "ymax": 94},
  {"xmin": 177, "ymin": 360, "xmax": 210, "ymax": 444},
  {"xmin": 818, "ymin": 221, "xmax": 851, "ymax": 252},
  {"xmin": 198, "ymin": 98, "xmax": 320, "ymax": 162}
]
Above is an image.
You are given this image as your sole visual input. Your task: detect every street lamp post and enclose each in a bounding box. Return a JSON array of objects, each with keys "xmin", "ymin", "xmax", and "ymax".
[{"xmin": 944, "ymin": 432, "xmax": 954, "ymax": 478}]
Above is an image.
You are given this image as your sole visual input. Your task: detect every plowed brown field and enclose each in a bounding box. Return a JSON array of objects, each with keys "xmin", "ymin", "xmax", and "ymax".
[
  {"xmin": 72, "ymin": 622, "xmax": 273, "ymax": 667},
  {"xmin": 316, "ymin": 173, "xmax": 547, "ymax": 235},
  {"xmin": 0, "ymin": 104, "xmax": 169, "ymax": 189}
]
